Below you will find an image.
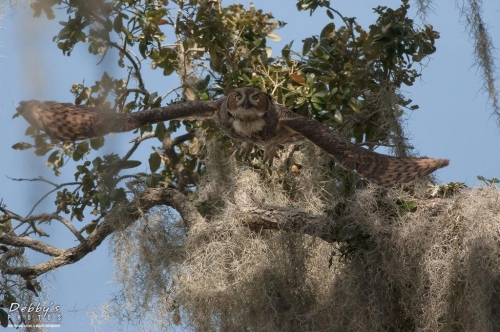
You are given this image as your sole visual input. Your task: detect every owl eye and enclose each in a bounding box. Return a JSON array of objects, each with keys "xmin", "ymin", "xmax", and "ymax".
[
  {"xmin": 234, "ymin": 93, "xmax": 243, "ymax": 101},
  {"xmin": 251, "ymin": 94, "xmax": 261, "ymax": 102}
]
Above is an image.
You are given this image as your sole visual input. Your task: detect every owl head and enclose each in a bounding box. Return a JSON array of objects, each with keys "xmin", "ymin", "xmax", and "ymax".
[{"xmin": 226, "ymin": 87, "xmax": 272, "ymax": 119}]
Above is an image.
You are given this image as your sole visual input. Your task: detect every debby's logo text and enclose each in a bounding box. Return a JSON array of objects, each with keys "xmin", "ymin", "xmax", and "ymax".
[{"xmin": 8, "ymin": 302, "xmax": 62, "ymax": 328}]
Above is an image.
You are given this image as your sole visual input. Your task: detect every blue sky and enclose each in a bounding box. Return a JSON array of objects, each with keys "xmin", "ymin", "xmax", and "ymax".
[{"xmin": 0, "ymin": 0, "xmax": 499, "ymax": 330}]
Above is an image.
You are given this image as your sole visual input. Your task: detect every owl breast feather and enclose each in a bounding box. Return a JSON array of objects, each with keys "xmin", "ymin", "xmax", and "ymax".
[{"xmin": 232, "ymin": 118, "xmax": 266, "ymax": 138}]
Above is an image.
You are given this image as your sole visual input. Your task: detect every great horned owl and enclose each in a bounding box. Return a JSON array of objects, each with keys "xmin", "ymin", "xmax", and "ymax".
[
  {"xmin": 16, "ymin": 87, "xmax": 449, "ymax": 187},
  {"xmin": 217, "ymin": 87, "xmax": 303, "ymax": 164}
]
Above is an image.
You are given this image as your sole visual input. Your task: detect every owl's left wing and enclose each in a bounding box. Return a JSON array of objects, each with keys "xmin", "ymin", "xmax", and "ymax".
[
  {"xmin": 17, "ymin": 99, "xmax": 220, "ymax": 141},
  {"xmin": 278, "ymin": 109, "xmax": 449, "ymax": 187}
]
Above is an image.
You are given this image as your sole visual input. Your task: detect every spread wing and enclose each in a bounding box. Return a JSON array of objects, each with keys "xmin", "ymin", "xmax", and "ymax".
[
  {"xmin": 279, "ymin": 110, "xmax": 449, "ymax": 187},
  {"xmin": 17, "ymin": 95, "xmax": 449, "ymax": 187},
  {"xmin": 16, "ymin": 100, "xmax": 220, "ymax": 141}
]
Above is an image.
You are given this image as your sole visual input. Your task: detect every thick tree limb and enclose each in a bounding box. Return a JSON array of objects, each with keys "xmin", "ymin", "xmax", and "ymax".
[
  {"xmin": 136, "ymin": 187, "xmax": 205, "ymax": 229},
  {"xmin": 0, "ymin": 236, "xmax": 64, "ymax": 257},
  {"xmin": 244, "ymin": 204, "xmax": 342, "ymax": 243}
]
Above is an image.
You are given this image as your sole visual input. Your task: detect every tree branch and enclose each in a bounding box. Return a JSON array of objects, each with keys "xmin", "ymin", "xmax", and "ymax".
[
  {"xmin": 107, "ymin": 41, "xmax": 145, "ymax": 91},
  {"xmin": 7, "ymin": 177, "xmax": 81, "ymax": 216},
  {"xmin": 0, "ymin": 186, "xmax": 204, "ymax": 280},
  {"xmin": 0, "ymin": 236, "xmax": 64, "ymax": 257},
  {"xmin": 244, "ymin": 204, "xmax": 342, "ymax": 243}
]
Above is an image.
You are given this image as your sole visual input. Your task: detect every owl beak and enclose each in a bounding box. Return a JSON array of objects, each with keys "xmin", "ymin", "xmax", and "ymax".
[{"xmin": 243, "ymin": 98, "xmax": 250, "ymax": 109}]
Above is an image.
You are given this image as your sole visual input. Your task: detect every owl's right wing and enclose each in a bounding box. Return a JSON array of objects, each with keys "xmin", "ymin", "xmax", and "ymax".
[
  {"xmin": 278, "ymin": 108, "xmax": 449, "ymax": 187},
  {"xmin": 17, "ymin": 99, "xmax": 220, "ymax": 141}
]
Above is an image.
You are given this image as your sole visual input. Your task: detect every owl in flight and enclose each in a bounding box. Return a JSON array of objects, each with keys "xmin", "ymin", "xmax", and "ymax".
[{"xmin": 17, "ymin": 87, "xmax": 449, "ymax": 187}]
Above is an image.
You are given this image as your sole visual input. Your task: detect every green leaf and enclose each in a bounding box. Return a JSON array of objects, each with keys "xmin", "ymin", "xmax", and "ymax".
[
  {"xmin": 306, "ymin": 73, "xmax": 315, "ymax": 86},
  {"xmin": 12, "ymin": 142, "xmax": 33, "ymax": 150},
  {"xmin": 76, "ymin": 141, "xmax": 89, "ymax": 154},
  {"xmin": 47, "ymin": 150, "xmax": 60, "ymax": 163},
  {"xmin": 113, "ymin": 15, "xmax": 123, "ymax": 34},
  {"xmin": 3, "ymin": 293, "xmax": 17, "ymax": 307},
  {"xmin": 185, "ymin": 86, "xmax": 196, "ymax": 101},
  {"xmin": 340, "ymin": 84, "xmax": 351, "ymax": 95},
  {"xmin": 348, "ymin": 100, "xmax": 361, "ymax": 114},
  {"xmin": 104, "ymin": 18, "xmax": 113, "ymax": 32},
  {"xmin": 149, "ymin": 152, "xmax": 161, "ymax": 172},
  {"xmin": 0, "ymin": 309, "xmax": 8, "ymax": 327},
  {"xmin": 122, "ymin": 160, "xmax": 142, "ymax": 169},
  {"xmin": 312, "ymin": 102, "xmax": 323, "ymax": 110},
  {"xmin": 122, "ymin": 27, "xmax": 133, "ymax": 42},
  {"xmin": 302, "ymin": 37, "xmax": 313, "ymax": 56},
  {"xmin": 311, "ymin": 93, "xmax": 326, "ymax": 104},
  {"xmin": 85, "ymin": 222, "xmax": 98, "ymax": 234},
  {"xmin": 73, "ymin": 141, "xmax": 89, "ymax": 161},
  {"xmin": 156, "ymin": 122, "xmax": 166, "ymax": 142},
  {"xmin": 139, "ymin": 42, "xmax": 148, "ymax": 58},
  {"xmin": 397, "ymin": 199, "xmax": 417, "ymax": 212},
  {"xmin": 90, "ymin": 137, "xmax": 105, "ymax": 150},
  {"xmin": 320, "ymin": 22, "xmax": 335, "ymax": 39},
  {"xmin": 333, "ymin": 110, "xmax": 343, "ymax": 124},
  {"xmin": 281, "ymin": 41, "xmax": 293, "ymax": 58},
  {"xmin": 35, "ymin": 145, "xmax": 53, "ymax": 157}
]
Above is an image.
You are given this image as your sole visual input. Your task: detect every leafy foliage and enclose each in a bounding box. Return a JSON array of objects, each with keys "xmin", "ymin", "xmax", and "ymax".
[{"xmin": 477, "ymin": 175, "xmax": 500, "ymax": 186}]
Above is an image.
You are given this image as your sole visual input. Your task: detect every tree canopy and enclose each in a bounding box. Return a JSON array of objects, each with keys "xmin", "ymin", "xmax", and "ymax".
[{"xmin": 0, "ymin": 0, "xmax": 499, "ymax": 330}]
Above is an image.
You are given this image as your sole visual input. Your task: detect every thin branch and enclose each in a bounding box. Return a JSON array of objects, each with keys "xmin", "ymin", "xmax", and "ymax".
[
  {"xmin": 171, "ymin": 131, "xmax": 197, "ymax": 146},
  {"xmin": 96, "ymin": 42, "xmax": 110, "ymax": 65},
  {"xmin": 120, "ymin": 134, "xmax": 147, "ymax": 164},
  {"xmin": 26, "ymin": 221, "xmax": 48, "ymax": 237},
  {"xmin": 161, "ymin": 86, "xmax": 184, "ymax": 100},
  {"xmin": 9, "ymin": 176, "xmax": 81, "ymax": 191},
  {"xmin": 107, "ymin": 41, "xmax": 145, "ymax": 91},
  {"xmin": 0, "ymin": 208, "xmax": 84, "ymax": 242},
  {"xmin": 116, "ymin": 88, "xmax": 150, "ymax": 111},
  {"xmin": 7, "ymin": 177, "xmax": 81, "ymax": 216},
  {"xmin": 0, "ymin": 207, "xmax": 46, "ymax": 237},
  {"xmin": 116, "ymin": 68, "xmax": 134, "ymax": 111},
  {"xmin": 324, "ymin": 5, "xmax": 357, "ymax": 48},
  {"xmin": 116, "ymin": 174, "xmax": 143, "ymax": 184},
  {"xmin": 50, "ymin": 215, "xmax": 86, "ymax": 242},
  {"xmin": 104, "ymin": 131, "xmax": 155, "ymax": 179}
]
